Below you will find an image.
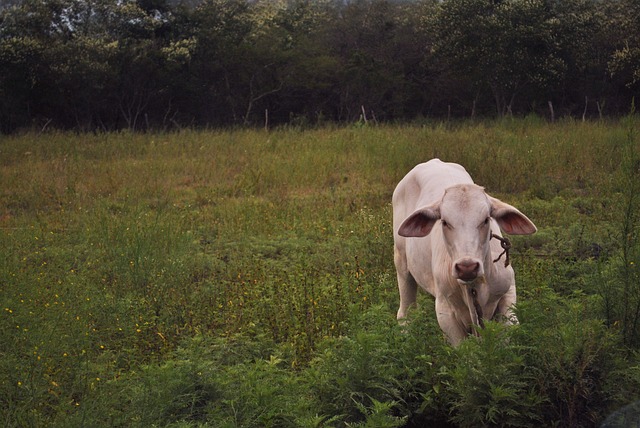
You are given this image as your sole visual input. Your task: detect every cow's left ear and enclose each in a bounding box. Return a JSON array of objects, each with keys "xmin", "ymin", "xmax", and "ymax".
[
  {"xmin": 489, "ymin": 197, "xmax": 537, "ymax": 235},
  {"xmin": 398, "ymin": 204, "xmax": 440, "ymax": 237}
]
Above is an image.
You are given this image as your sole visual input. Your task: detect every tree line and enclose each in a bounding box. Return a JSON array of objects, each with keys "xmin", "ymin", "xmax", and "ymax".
[{"xmin": 0, "ymin": 0, "xmax": 638, "ymax": 133}]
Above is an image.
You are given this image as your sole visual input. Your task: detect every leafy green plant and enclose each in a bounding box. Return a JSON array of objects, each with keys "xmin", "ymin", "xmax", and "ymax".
[
  {"xmin": 445, "ymin": 322, "xmax": 544, "ymax": 427},
  {"xmin": 305, "ymin": 305, "xmax": 450, "ymax": 427},
  {"xmin": 614, "ymin": 111, "xmax": 640, "ymax": 347},
  {"xmin": 515, "ymin": 287, "xmax": 634, "ymax": 427},
  {"xmin": 348, "ymin": 398, "xmax": 407, "ymax": 428}
]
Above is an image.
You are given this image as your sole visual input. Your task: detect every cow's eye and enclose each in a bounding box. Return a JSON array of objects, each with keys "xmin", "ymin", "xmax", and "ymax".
[
  {"xmin": 441, "ymin": 220, "xmax": 448, "ymax": 228},
  {"xmin": 484, "ymin": 217, "xmax": 490, "ymax": 225}
]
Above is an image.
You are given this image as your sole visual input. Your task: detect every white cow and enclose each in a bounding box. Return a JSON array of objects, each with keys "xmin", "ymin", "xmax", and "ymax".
[{"xmin": 393, "ymin": 159, "xmax": 537, "ymax": 345}]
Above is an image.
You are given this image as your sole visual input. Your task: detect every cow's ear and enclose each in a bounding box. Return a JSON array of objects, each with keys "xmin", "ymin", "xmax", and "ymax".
[
  {"xmin": 489, "ymin": 197, "xmax": 537, "ymax": 235},
  {"xmin": 398, "ymin": 205, "xmax": 440, "ymax": 237}
]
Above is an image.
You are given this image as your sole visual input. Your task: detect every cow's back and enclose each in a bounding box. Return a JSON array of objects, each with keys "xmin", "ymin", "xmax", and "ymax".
[{"xmin": 392, "ymin": 159, "xmax": 474, "ymax": 232}]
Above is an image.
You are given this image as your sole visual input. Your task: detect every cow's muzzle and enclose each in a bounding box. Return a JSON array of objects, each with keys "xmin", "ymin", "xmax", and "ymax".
[{"xmin": 454, "ymin": 259, "xmax": 481, "ymax": 282}]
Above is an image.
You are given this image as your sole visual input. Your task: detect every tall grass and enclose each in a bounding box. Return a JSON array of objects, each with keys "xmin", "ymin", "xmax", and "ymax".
[{"xmin": 2, "ymin": 118, "xmax": 640, "ymax": 426}]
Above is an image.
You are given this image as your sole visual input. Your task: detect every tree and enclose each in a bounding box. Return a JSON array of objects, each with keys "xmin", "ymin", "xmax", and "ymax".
[
  {"xmin": 0, "ymin": 35, "xmax": 46, "ymax": 132},
  {"xmin": 0, "ymin": 0, "xmax": 66, "ymax": 131},
  {"xmin": 432, "ymin": 0, "xmax": 566, "ymax": 116},
  {"xmin": 186, "ymin": 0, "xmax": 253, "ymax": 125},
  {"xmin": 608, "ymin": 0, "xmax": 640, "ymax": 95},
  {"xmin": 245, "ymin": 0, "xmax": 341, "ymax": 126},
  {"xmin": 546, "ymin": 0, "xmax": 612, "ymax": 117},
  {"xmin": 0, "ymin": 0, "xmax": 177, "ymax": 131},
  {"xmin": 327, "ymin": 0, "xmax": 411, "ymax": 121},
  {"xmin": 0, "ymin": 0, "xmax": 638, "ymax": 132}
]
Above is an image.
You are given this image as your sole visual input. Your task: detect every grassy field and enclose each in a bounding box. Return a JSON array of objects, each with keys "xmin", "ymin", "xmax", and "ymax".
[{"xmin": 2, "ymin": 118, "xmax": 640, "ymax": 426}]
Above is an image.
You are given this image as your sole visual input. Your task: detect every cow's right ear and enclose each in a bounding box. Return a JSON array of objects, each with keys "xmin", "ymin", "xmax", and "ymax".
[{"xmin": 398, "ymin": 205, "xmax": 440, "ymax": 237}]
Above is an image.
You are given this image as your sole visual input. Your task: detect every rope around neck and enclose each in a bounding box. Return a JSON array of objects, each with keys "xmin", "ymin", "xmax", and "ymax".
[
  {"xmin": 470, "ymin": 287, "xmax": 485, "ymax": 330},
  {"xmin": 469, "ymin": 234, "xmax": 512, "ymax": 335},
  {"xmin": 491, "ymin": 233, "xmax": 512, "ymax": 267}
]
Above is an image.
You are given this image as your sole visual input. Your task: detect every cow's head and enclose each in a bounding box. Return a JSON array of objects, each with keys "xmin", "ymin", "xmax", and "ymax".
[{"xmin": 398, "ymin": 184, "xmax": 537, "ymax": 283}]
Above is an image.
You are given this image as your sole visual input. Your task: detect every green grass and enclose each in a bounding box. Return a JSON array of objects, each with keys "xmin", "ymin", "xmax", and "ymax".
[{"xmin": 1, "ymin": 119, "xmax": 640, "ymax": 426}]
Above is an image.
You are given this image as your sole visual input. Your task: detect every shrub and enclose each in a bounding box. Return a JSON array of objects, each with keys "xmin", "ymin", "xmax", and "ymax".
[
  {"xmin": 445, "ymin": 322, "xmax": 545, "ymax": 427},
  {"xmin": 306, "ymin": 305, "xmax": 451, "ymax": 427},
  {"xmin": 515, "ymin": 288, "xmax": 637, "ymax": 427}
]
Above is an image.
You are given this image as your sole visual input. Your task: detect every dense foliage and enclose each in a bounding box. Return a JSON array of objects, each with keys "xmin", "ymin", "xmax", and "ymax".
[
  {"xmin": 2, "ymin": 119, "xmax": 640, "ymax": 426},
  {"xmin": 0, "ymin": 0, "xmax": 639, "ymax": 132}
]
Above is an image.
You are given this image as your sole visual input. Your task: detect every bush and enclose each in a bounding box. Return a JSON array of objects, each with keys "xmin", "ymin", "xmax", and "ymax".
[
  {"xmin": 445, "ymin": 322, "xmax": 544, "ymax": 427},
  {"xmin": 515, "ymin": 288, "xmax": 638, "ymax": 427},
  {"xmin": 306, "ymin": 306, "xmax": 423, "ymax": 425}
]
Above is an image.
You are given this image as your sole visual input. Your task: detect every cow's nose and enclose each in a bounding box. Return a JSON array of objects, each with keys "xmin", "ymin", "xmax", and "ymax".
[{"xmin": 455, "ymin": 260, "xmax": 480, "ymax": 281}]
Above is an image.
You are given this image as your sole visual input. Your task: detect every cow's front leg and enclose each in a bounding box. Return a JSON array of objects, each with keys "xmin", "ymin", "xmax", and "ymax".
[
  {"xmin": 396, "ymin": 271, "xmax": 418, "ymax": 321},
  {"xmin": 435, "ymin": 298, "xmax": 467, "ymax": 345},
  {"xmin": 395, "ymin": 246, "xmax": 418, "ymax": 321},
  {"xmin": 494, "ymin": 284, "xmax": 518, "ymax": 325}
]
